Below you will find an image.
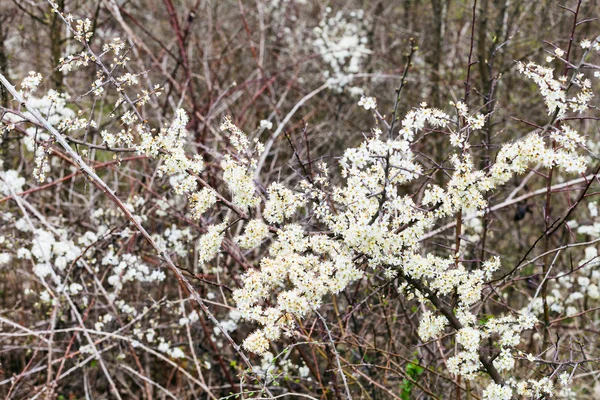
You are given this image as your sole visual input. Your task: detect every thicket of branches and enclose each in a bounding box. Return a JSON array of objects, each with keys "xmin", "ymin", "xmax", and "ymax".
[{"xmin": 1, "ymin": 0, "xmax": 600, "ymax": 399}]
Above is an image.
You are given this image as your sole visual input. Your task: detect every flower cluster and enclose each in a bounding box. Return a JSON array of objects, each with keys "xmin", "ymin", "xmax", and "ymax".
[
  {"xmin": 102, "ymin": 37, "xmax": 126, "ymax": 55},
  {"xmin": 312, "ymin": 8, "xmax": 370, "ymax": 91},
  {"xmin": 32, "ymin": 146, "xmax": 51, "ymax": 183},
  {"xmin": 517, "ymin": 62, "xmax": 568, "ymax": 117},
  {"xmin": 197, "ymin": 222, "xmax": 227, "ymax": 267},
  {"xmin": 235, "ymin": 219, "xmax": 269, "ymax": 250},
  {"xmin": 137, "ymin": 109, "xmax": 204, "ymax": 195},
  {"xmin": 0, "ymin": 169, "xmax": 26, "ymax": 196},
  {"xmin": 358, "ymin": 95, "xmax": 376, "ymax": 110},
  {"xmin": 219, "ymin": 117, "xmax": 263, "ymax": 212},
  {"xmin": 517, "ymin": 56, "xmax": 595, "ymax": 119},
  {"xmin": 58, "ymin": 51, "xmax": 96, "ymax": 74},
  {"xmin": 234, "ymin": 227, "xmax": 363, "ymax": 354},
  {"xmin": 105, "ymin": 252, "xmax": 166, "ymax": 298},
  {"xmin": 20, "ymin": 71, "xmax": 43, "ymax": 95},
  {"xmin": 263, "ymin": 183, "xmax": 305, "ymax": 224},
  {"xmin": 221, "ymin": 155, "xmax": 259, "ymax": 211},
  {"xmin": 418, "ymin": 310, "xmax": 448, "ymax": 341},
  {"xmin": 74, "ymin": 18, "xmax": 93, "ymax": 43},
  {"xmin": 189, "ymin": 188, "xmax": 218, "ymax": 220}
]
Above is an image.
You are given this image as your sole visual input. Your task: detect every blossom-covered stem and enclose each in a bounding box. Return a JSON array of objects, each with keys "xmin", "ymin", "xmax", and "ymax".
[
  {"xmin": 564, "ymin": 35, "xmax": 600, "ymax": 92},
  {"xmin": 0, "ymin": 71, "xmax": 274, "ymax": 398},
  {"xmin": 0, "ymin": 106, "xmax": 136, "ymax": 152},
  {"xmin": 424, "ymin": 172, "xmax": 599, "ymax": 241},
  {"xmin": 400, "ymin": 272, "xmax": 505, "ymax": 386},
  {"xmin": 45, "ymin": 0, "xmax": 157, "ymax": 140}
]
